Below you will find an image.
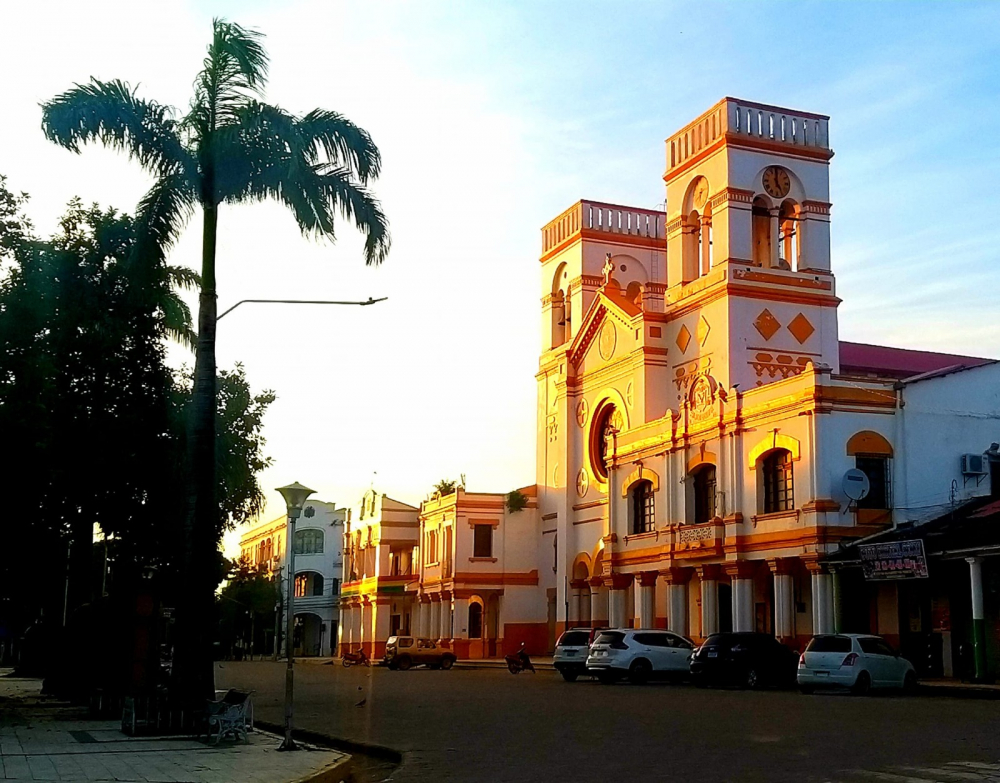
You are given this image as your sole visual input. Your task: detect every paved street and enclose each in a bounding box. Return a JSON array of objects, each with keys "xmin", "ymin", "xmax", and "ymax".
[{"xmin": 217, "ymin": 661, "xmax": 1000, "ymax": 782}]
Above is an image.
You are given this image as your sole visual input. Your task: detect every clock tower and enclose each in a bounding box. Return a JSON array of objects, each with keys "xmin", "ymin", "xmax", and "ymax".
[{"xmin": 661, "ymin": 97, "xmax": 839, "ymax": 398}]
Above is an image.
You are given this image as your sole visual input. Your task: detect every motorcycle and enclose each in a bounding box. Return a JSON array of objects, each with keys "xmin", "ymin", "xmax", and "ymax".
[
  {"xmin": 342, "ymin": 647, "xmax": 371, "ymax": 668},
  {"xmin": 505, "ymin": 643, "xmax": 535, "ymax": 674}
]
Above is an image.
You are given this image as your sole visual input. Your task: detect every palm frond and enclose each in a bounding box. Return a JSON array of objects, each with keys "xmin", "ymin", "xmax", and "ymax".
[
  {"xmin": 41, "ymin": 79, "xmax": 194, "ymax": 179},
  {"xmin": 165, "ymin": 265, "xmax": 201, "ymax": 291},
  {"xmin": 316, "ymin": 167, "xmax": 391, "ymax": 266},
  {"xmin": 132, "ymin": 173, "xmax": 197, "ymax": 265},
  {"xmin": 298, "ymin": 109, "xmax": 381, "ymax": 183},
  {"xmin": 186, "ymin": 19, "xmax": 268, "ymax": 142},
  {"xmin": 162, "ymin": 290, "xmax": 197, "ymax": 351}
]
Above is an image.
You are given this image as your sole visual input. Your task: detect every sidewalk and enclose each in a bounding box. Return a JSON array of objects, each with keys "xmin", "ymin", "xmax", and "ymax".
[{"xmin": 0, "ymin": 673, "xmax": 349, "ymax": 782}]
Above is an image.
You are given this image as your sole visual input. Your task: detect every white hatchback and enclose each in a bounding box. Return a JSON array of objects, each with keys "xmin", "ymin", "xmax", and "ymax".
[
  {"xmin": 797, "ymin": 634, "xmax": 917, "ymax": 695},
  {"xmin": 586, "ymin": 629, "xmax": 695, "ymax": 684}
]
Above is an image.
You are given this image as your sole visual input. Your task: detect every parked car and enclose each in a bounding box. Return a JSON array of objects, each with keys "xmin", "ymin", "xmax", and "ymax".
[
  {"xmin": 689, "ymin": 632, "xmax": 798, "ymax": 689},
  {"xmin": 586, "ymin": 629, "xmax": 696, "ymax": 684},
  {"xmin": 384, "ymin": 636, "xmax": 457, "ymax": 671},
  {"xmin": 553, "ymin": 628, "xmax": 597, "ymax": 681},
  {"xmin": 797, "ymin": 634, "xmax": 917, "ymax": 695}
]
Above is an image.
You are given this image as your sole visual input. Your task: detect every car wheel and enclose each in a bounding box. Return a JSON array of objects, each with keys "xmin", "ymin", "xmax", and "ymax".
[
  {"xmin": 745, "ymin": 667, "xmax": 760, "ymax": 689},
  {"xmin": 851, "ymin": 670, "xmax": 872, "ymax": 696},
  {"xmin": 598, "ymin": 671, "xmax": 617, "ymax": 685},
  {"xmin": 441, "ymin": 656, "xmax": 455, "ymax": 670},
  {"xmin": 902, "ymin": 671, "xmax": 917, "ymax": 695},
  {"xmin": 560, "ymin": 670, "xmax": 579, "ymax": 683},
  {"xmin": 629, "ymin": 659, "xmax": 652, "ymax": 685},
  {"xmin": 396, "ymin": 656, "xmax": 413, "ymax": 671}
]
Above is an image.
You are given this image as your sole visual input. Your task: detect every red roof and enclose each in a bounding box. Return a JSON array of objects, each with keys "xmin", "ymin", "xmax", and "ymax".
[{"xmin": 839, "ymin": 341, "xmax": 994, "ymax": 380}]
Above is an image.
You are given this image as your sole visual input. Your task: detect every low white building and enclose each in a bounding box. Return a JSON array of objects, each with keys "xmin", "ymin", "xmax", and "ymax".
[{"xmin": 239, "ymin": 498, "xmax": 347, "ymax": 657}]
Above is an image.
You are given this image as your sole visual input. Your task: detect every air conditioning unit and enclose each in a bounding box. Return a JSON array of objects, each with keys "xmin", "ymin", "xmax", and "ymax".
[{"xmin": 962, "ymin": 454, "xmax": 989, "ymax": 476}]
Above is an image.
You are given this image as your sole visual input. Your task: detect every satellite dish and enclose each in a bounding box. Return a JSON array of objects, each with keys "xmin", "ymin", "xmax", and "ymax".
[{"xmin": 843, "ymin": 469, "xmax": 871, "ymax": 502}]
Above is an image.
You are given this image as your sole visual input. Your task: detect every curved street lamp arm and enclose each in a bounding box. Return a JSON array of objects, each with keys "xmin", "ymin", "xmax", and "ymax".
[{"xmin": 217, "ymin": 297, "xmax": 388, "ymax": 320}]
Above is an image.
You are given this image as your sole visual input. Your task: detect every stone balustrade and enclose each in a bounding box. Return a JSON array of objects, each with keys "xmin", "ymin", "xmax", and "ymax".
[{"xmin": 542, "ymin": 200, "xmax": 665, "ymax": 254}]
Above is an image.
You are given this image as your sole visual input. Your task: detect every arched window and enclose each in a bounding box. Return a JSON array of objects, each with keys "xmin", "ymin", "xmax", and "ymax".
[
  {"xmin": 847, "ymin": 430, "xmax": 894, "ymax": 510},
  {"xmin": 630, "ymin": 480, "xmax": 655, "ymax": 534},
  {"xmin": 294, "ymin": 528, "xmax": 324, "ymax": 555},
  {"xmin": 762, "ymin": 450, "xmax": 794, "ymax": 513},
  {"xmin": 778, "ymin": 201, "xmax": 798, "ymax": 270},
  {"xmin": 589, "ymin": 403, "xmax": 621, "ymax": 481},
  {"xmin": 468, "ymin": 602, "xmax": 483, "ymax": 639},
  {"xmin": 752, "ymin": 197, "xmax": 772, "ymax": 266},
  {"xmin": 692, "ymin": 465, "xmax": 717, "ymax": 524},
  {"xmin": 294, "ymin": 571, "xmax": 324, "ymax": 597}
]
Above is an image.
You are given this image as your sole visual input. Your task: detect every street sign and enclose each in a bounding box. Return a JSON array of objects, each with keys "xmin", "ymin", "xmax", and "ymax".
[{"xmin": 858, "ymin": 539, "xmax": 929, "ymax": 580}]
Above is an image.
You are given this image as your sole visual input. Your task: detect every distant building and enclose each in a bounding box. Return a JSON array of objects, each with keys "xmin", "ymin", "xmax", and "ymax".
[{"xmin": 239, "ymin": 499, "xmax": 346, "ymax": 657}]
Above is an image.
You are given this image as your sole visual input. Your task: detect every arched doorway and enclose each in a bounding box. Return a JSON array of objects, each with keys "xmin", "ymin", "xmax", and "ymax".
[
  {"xmin": 294, "ymin": 612, "xmax": 324, "ymax": 657},
  {"xmin": 486, "ymin": 595, "xmax": 500, "ymax": 657},
  {"xmin": 468, "ymin": 596, "xmax": 485, "ymax": 658}
]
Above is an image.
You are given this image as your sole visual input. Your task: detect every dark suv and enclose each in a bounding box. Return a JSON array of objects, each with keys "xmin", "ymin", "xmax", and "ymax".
[{"xmin": 690, "ymin": 632, "xmax": 798, "ymax": 689}]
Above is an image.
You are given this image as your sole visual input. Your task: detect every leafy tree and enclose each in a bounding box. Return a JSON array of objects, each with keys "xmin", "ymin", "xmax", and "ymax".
[
  {"xmin": 217, "ymin": 555, "xmax": 279, "ymax": 660},
  {"xmin": 42, "ymin": 18, "xmax": 390, "ymax": 701}
]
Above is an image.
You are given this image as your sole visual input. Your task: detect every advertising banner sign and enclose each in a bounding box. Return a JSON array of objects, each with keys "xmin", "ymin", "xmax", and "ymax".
[{"xmin": 858, "ymin": 539, "xmax": 929, "ymax": 580}]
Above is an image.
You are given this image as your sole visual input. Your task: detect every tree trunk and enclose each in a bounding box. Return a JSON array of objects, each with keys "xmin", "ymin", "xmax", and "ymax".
[{"xmin": 172, "ymin": 203, "xmax": 219, "ymax": 705}]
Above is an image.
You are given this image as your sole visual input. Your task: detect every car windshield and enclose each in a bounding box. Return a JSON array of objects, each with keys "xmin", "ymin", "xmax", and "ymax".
[
  {"xmin": 703, "ymin": 634, "xmax": 730, "ymax": 646},
  {"xmin": 595, "ymin": 632, "xmax": 626, "ymax": 645},
  {"xmin": 806, "ymin": 635, "xmax": 852, "ymax": 653},
  {"xmin": 558, "ymin": 631, "xmax": 590, "ymax": 647}
]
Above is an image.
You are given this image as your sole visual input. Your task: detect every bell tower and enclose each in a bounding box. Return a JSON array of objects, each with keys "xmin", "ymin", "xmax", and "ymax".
[{"xmin": 660, "ymin": 98, "xmax": 840, "ymax": 396}]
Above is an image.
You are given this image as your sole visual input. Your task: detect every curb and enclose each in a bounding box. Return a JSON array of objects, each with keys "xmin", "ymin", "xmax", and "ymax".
[
  {"xmin": 917, "ymin": 684, "xmax": 1000, "ymax": 700},
  {"xmin": 255, "ymin": 720, "xmax": 403, "ymax": 764}
]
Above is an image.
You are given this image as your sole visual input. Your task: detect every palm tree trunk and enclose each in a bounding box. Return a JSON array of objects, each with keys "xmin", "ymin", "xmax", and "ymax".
[{"xmin": 173, "ymin": 203, "xmax": 218, "ymax": 705}]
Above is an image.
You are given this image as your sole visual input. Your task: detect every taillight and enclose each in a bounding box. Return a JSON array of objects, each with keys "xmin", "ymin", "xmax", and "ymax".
[
  {"xmin": 798, "ymin": 653, "xmax": 806, "ymax": 667},
  {"xmin": 842, "ymin": 653, "xmax": 858, "ymax": 667},
  {"xmin": 610, "ymin": 640, "xmax": 629, "ymax": 650}
]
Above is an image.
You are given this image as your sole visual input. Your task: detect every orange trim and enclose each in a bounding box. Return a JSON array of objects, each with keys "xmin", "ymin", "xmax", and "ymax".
[
  {"xmin": 801, "ymin": 499, "xmax": 841, "ymax": 513},
  {"xmin": 846, "ymin": 430, "xmax": 894, "ymax": 456},
  {"xmin": 663, "ymin": 137, "xmax": 727, "ymax": 183},
  {"xmin": 451, "ymin": 570, "xmax": 539, "ymax": 586},
  {"xmin": 734, "ymin": 269, "xmax": 832, "ymax": 291},
  {"xmin": 722, "ymin": 132, "xmax": 835, "ymax": 162},
  {"xmin": 468, "ymin": 518, "xmax": 501, "ymax": 528}
]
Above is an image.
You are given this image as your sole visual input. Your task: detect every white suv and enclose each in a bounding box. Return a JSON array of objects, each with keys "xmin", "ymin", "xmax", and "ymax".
[{"xmin": 587, "ymin": 629, "xmax": 695, "ymax": 684}]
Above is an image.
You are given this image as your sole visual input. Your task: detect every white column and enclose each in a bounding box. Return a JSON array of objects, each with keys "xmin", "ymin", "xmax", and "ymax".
[
  {"xmin": 768, "ymin": 208, "xmax": 780, "ymax": 269},
  {"xmin": 732, "ymin": 578, "xmax": 754, "ymax": 633},
  {"xmin": 571, "ymin": 590, "xmax": 583, "ymax": 625},
  {"xmin": 968, "ymin": 557, "xmax": 987, "ymax": 680},
  {"xmin": 439, "ymin": 595, "xmax": 452, "ymax": 641},
  {"xmin": 811, "ymin": 571, "xmax": 834, "ymax": 635},
  {"xmin": 430, "ymin": 600, "xmax": 441, "ymax": 640},
  {"xmin": 412, "ymin": 602, "xmax": 424, "ymax": 638},
  {"xmin": 667, "ymin": 579, "xmax": 689, "ymax": 636},
  {"xmin": 700, "ymin": 575, "xmax": 719, "ymax": 637},
  {"xmin": 639, "ymin": 581, "xmax": 656, "ymax": 629},
  {"xmin": 453, "ymin": 597, "xmax": 469, "ymax": 642},
  {"xmin": 590, "ymin": 581, "xmax": 609, "ymax": 625},
  {"xmin": 773, "ymin": 571, "xmax": 795, "ymax": 641}
]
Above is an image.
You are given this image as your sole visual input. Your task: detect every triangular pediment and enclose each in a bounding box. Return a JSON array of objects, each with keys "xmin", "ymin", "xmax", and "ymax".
[{"xmin": 568, "ymin": 284, "xmax": 644, "ymax": 368}]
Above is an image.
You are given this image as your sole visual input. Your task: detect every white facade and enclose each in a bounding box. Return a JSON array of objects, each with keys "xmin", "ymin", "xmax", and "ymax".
[{"xmin": 240, "ymin": 498, "xmax": 346, "ymax": 657}]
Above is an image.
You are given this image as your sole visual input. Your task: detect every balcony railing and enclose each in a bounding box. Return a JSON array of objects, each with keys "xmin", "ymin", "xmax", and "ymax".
[
  {"xmin": 666, "ymin": 97, "xmax": 830, "ymax": 173},
  {"xmin": 542, "ymin": 200, "xmax": 665, "ymax": 254}
]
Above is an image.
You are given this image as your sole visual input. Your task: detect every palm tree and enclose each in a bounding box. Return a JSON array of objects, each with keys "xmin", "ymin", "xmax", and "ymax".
[{"xmin": 41, "ymin": 19, "xmax": 390, "ymax": 702}]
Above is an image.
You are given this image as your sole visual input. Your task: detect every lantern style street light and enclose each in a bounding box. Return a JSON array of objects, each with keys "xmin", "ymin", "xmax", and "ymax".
[{"xmin": 275, "ymin": 481, "xmax": 315, "ymax": 752}]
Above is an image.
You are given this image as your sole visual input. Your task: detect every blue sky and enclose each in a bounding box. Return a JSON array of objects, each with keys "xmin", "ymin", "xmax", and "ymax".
[{"xmin": 2, "ymin": 1, "xmax": 998, "ymax": 542}]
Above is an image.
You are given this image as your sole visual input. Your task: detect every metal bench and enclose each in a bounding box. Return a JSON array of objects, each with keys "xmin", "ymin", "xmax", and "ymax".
[{"xmin": 204, "ymin": 689, "xmax": 254, "ymax": 745}]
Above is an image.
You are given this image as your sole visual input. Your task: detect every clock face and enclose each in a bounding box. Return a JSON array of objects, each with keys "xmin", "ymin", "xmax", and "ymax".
[
  {"xmin": 762, "ymin": 166, "xmax": 791, "ymax": 199},
  {"xmin": 693, "ymin": 180, "xmax": 708, "ymax": 209}
]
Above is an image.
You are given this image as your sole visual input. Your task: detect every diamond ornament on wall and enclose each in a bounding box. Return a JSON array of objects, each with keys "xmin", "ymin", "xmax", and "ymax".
[
  {"xmin": 676, "ymin": 325, "xmax": 692, "ymax": 353},
  {"xmin": 697, "ymin": 315, "xmax": 711, "ymax": 346},
  {"xmin": 753, "ymin": 309, "xmax": 781, "ymax": 341},
  {"xmin": 788, "ymin": 313, "xmax": 815, "ymax": 344}
]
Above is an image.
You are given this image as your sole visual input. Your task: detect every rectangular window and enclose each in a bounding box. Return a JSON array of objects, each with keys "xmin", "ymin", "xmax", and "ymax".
[
  {"xmin": 856, "ymin": 455, "xmax": 891, "ymax": 509},
  {"xmin": 763, "ymin": 451, "xmax": 794, "ymax": 513},
  {"xmin": 473, "ymin": 524, "xmax": 493, "ymax": 558},
  {"xmin": 329, "ymin": 578, "xmax": 339, "ymax": 595}
]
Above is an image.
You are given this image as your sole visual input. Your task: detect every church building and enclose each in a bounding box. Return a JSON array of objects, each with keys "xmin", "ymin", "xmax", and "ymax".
[{"xmin": 340, "ymin": 98, "xmax": 1000, "ymax": 677}]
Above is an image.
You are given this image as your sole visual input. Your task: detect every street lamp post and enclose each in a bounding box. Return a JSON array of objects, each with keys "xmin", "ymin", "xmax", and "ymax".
[{"xmin": 275, "ymin": 481, "xmax": 316, "ymax": 752}]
